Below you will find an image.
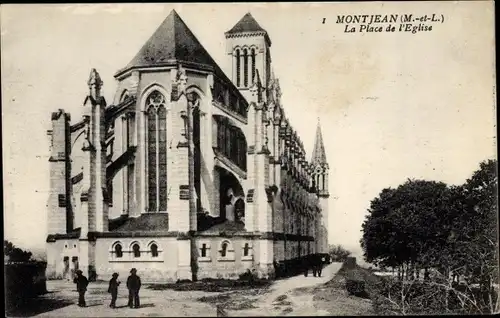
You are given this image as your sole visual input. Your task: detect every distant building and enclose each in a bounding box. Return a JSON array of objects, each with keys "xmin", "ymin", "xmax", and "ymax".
[{"xmin": 46, "ymin": 10, "xmax": 330, "ymax": 282}]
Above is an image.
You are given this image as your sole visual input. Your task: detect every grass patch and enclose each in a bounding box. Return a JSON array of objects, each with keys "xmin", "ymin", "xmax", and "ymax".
[
  {"xmin": 148, "ymin": 278, "xmax": 271, "ymax": 293},
  {"xmin": 281, "ymin": 307, "xmax": 293, "ymax": 314},
  {"xmin": 274, "ymin": 295, "xmax": 288, "ymax": 302},
  {"xmin": 198, "ymin": 289, "xmax": 262, "ymax": 311},
  {"xmin": 311, "ymin": 263, "xmax": 381, "ymax": 316}
]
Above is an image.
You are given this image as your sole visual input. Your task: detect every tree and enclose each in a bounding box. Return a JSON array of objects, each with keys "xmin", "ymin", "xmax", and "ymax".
[
  {"xmin": 361, "ymin": 159, "xmax": 499, "ymax": 314},
  {"xmin": 360, "ymin": 180, "xmax": 449, "ymax": 273},
  {"xmin": 329, "ymin": 244, "xmax": 352, "ymax": 262},
  {"xmin": 4, "ymin": 240, "xmax": 33, "ymax": 262}
]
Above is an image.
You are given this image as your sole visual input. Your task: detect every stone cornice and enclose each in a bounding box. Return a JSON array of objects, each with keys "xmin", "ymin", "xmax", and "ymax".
[{"xmin": 47, "ymin": 230, "xmax": 315, "ymax": 243}]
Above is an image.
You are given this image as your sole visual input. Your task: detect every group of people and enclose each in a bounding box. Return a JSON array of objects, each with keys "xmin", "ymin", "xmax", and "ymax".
[
  {"xmin": 303, "ymin": 254, "xmax": 326, "ymax": 277},
  {"xmin": 73, "ymin": 268, "xmax": 142, "ymax": 309}
]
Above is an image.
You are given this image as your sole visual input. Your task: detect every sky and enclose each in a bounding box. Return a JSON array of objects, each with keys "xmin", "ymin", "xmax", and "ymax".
[{"xmin": 1, "ymin": 3, "xmax": 496, "ymax": 261}]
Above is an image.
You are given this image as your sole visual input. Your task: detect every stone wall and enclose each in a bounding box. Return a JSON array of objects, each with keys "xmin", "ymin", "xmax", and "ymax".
[
  {"xmin": 93, "ymin": 237, "xmax": 179, "ymax": 282},
  {"xmin": 195, "ymin": 236, "xmax": 255, "ymax": 280}
]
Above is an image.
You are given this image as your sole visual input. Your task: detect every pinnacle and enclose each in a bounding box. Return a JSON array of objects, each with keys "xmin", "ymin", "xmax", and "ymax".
[{"xmin": 311, "ymin": 120, "xmax": 328, "ymax": 167}]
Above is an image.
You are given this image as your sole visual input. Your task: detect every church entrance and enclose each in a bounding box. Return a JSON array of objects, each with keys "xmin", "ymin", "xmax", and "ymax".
[
  {"xmin": 217, "ymin": 167, "xmax": 245, "ymax": 223},
  {"xmin": 63, "ymin": 256, "xmax": 69, "ymax": 280}
]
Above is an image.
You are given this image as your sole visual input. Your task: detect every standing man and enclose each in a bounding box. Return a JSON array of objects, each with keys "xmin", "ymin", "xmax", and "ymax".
[
  {"xmin": 126, "ymin": 268, "xmax": 141, "ymax": 308},
  {"xmin": 73, "ymin": 270, "xmax": 89, "ymax": 307},
  {"xmin": 315, "ymin": 255, "xmax": 324, "ymax": 277},
  {"xmin": 108, "ymin": 273, "xmax": 120, "ymax": 308}
]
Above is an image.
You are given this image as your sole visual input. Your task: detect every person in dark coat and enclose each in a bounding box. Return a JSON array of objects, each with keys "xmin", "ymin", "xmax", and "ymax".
[
  {"xmin": 126, "ymin": 268, "xmax": 141, "ymax": 308},
  {"xmin": 314, "ymin": 255, "xmax": 324, "ymax": 277},
  {"xmin": 108, "ymin": 273, "xmax": 120, "ymax": 308},
  {"xmin": 73, "ymin": 270, "xmax": 89, "ymax": 307}
]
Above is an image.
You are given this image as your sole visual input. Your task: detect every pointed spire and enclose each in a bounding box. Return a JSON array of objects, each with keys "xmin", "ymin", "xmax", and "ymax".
[
  {"xmin": 311, "ymin": 119, "xmax": 328, "ymax": 168},
  {"xmin": 225, "ymin": 12, "xmax": 271, "ymax": 46},
  {"xmin": 226, "ymin": 12, "xmax": 268, "ymax": 35}
]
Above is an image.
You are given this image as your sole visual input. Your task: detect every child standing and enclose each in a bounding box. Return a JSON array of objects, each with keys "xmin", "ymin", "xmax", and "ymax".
[{"xmin": 108, "ymin": 273, "xmax": 120, "ymax": 308}]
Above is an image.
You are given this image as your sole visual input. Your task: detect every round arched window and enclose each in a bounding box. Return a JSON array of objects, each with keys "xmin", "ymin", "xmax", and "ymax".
[
  {"xmin": 221, "ymin": 242, "xmax": 228, "ymax": 257},
  {"xmin": 115, "ymin": 244, "xmax": 123, "ymax": 258},
  {"xmin": 132, "ymin": 244, "xmax": 141, "ymax": 258},
  {"xmin": 150, "ymin": 244, "xmax": 158, "ymax": 258}
]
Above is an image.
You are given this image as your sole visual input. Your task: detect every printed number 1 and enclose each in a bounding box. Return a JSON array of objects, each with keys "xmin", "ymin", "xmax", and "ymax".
[{"xmin": 322, "ymin": 18, "xmax": 326, "ymax": 24}]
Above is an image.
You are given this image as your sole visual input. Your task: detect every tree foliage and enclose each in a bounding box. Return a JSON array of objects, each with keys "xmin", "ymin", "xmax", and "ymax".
[
  {"xmin": 361, "ymin": 159, "xmax": 499, "ymax": 314},
  {"xmin": 4, "ymin": 240, "xmax": 33, "ymax": 262},
  {"xmin": 328, "ymin": 244, "xmax": 352, "ymax": 262}
]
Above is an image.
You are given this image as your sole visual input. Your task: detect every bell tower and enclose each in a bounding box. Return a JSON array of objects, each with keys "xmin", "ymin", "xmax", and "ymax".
[
  {"xmin": 311, "ymin": 119, "xmax": 330, "ymax": 254},
  {"xmin": 225, "ymin": 12, "xmax": 272, "ymax": 102}
]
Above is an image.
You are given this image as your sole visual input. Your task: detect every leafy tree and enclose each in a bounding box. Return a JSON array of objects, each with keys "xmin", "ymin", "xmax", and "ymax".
[
  {"xmin": 329, "ymin": 244, "xmax": 352, "ymax": 261},
  {"xmin": 4, "ymin": 240, "xmax": 33, "ymax": 262},
  {"xmin": 361, "ymin": 159, "xmax": 499, "ymax": 314},
  {"xmin": 360, "ymin": 179, "xmax": 449, "ymax": 272}
]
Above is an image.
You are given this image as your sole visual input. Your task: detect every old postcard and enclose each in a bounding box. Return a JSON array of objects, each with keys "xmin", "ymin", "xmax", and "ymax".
[{"xmin": 2, "ymin": 2, "xmax": 497, "ymax": 317}]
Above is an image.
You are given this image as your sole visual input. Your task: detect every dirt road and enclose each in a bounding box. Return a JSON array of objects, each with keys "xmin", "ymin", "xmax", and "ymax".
[
  {"xmin": 13, "ymin": 262, "xmax": 343, "ymax": 317},
  {"xmin": 224, "ymin": 262, "xmax": 343, "ymax": 316}
]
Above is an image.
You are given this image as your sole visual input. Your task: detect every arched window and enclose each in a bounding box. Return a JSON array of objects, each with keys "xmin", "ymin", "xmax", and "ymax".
[
  {"xmin": 145, "ymin": 90, "xmax": 167, "ymax": 212},
  {"xmin": 150, "ymin": 243, "xmax": 158, "ymax": 258},
  {"xmin": 114, "ymin": 244, "xmax": 123, "ymax": 258},
  {"xmin": 221, "ymin": 241, "xmax": 228, "ymax": 257},
  {"xmin": 235, "ymin": 49, "xmax": 241, "ymax": 87},
  {"xmin": 132, "ymin": 243, "xmax": 141, "ymax": 258},
  {"xmin": 243, "ymin": 49, "xmax": 248, "ymax": 87},
  {"xmin": 251, "ymin": 48, "xmax": 256, "ymax": 84},
  {"xmin": 235, "ymin": 199, "xmax": 245, "ymax": 223}
]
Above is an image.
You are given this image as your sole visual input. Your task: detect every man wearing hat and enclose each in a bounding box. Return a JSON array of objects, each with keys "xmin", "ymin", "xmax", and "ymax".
[
  {"xmin": 73, "ymin": 270, "xmax": 89, "ymax": 307},
  {"xmin": 126, "ymin": 268, "xmax": 141, "ymax": 308},
  {"xmin": 108, "ymin": 273, "xmax": 120, "ymax": 308}
]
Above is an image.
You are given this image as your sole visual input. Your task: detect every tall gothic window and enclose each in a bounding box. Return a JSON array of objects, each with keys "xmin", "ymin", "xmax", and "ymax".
[
  {"xmin": 243, "ymin": 49, "xmax": 249, "ymax": 87},
  {"xmin": 251, "ymin": 48, "xmax": 256, "ymax": 84},
  {"xmin": 146, "ymin": 91, "xmax": 167, "ymax": 212},
  {"xmin": 236, "ymin": 49, "xmax": 241, "ymax": 87},
  {"xmin": 216, "ymin": 120, "xmax": 247, "ymax": 172}
]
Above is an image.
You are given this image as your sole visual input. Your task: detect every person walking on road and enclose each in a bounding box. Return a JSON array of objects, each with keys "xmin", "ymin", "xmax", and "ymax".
[
  {"xmin": 73, "ymin": 270, "xmax": 89, "ymax": 307},
  {"xmin": 108, "ymin": 273, "xmax": 120, "ymax": 308},
  {"xmin": 126, "ymin": 268, "xmax": 141, "ymax": 308}
]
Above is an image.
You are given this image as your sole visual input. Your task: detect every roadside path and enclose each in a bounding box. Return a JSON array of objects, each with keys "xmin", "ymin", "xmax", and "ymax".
[{"xmin": 228, "ymin": 262, "xmax": 343, "ymax": 316}]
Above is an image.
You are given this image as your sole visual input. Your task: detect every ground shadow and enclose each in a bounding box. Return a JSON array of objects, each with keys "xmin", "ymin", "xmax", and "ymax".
[
  {"xmin": 5, "ymin": 297, "xmax": 73, "ymax": 317},
  {"xmin": 139, "ymin": 303, "xmax": 155, "ymax": 308}
]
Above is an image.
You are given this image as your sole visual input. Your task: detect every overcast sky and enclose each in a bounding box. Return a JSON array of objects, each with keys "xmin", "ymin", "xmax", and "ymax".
[{"xmin": 2, "ymin": 3, "xmax": 496, "ymax": 260}]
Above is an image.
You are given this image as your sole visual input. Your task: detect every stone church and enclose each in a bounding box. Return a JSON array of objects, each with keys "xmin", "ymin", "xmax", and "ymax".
[{"xmin": 46, "ymin": 10, "xmax": 330, "ymax": 282}]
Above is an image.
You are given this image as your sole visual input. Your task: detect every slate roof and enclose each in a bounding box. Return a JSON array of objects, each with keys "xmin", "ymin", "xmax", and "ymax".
[
  {"xmin": 109, "ymin": 214, "xmax": 169, "ymax": 232},
  {"xmin": 115, "ymin": 10, "xmax": 227, "ymax": 78},
  {"xmin": 311, "ymin": 120, "xmax": 328, "ymax": 167},
  {"xmin": 198, "ymin": 220, "xmax": 246, "ymax": 234},
  {"xmin": 226, "ymin": 12, "xmax": 267, "ymax": 34},
  {"xmin": 46, "ymin": 228, "xmax": 81, "ymax": 242},
  {"xmin": 225, "ymin": 12, "xmax": 271, "ymax": 46}
]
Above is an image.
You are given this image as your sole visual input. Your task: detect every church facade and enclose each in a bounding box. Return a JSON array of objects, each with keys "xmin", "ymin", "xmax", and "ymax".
[{"xmin": 45, "ymin": 10, "xmax": 330, "ymax": 282}]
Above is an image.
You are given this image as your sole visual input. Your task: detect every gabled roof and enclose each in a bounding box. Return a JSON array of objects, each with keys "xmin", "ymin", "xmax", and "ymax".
[
  {"xmin": 225, "ymin": 12, "xmax": 271, "ymax": 46},
  {"xmin": 115, "ymin": 10, "xmax": 225, "ymax": 78},
  {"xmin": 311, "ymin": 119, "xmax": 328, "ymax": 167}
]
